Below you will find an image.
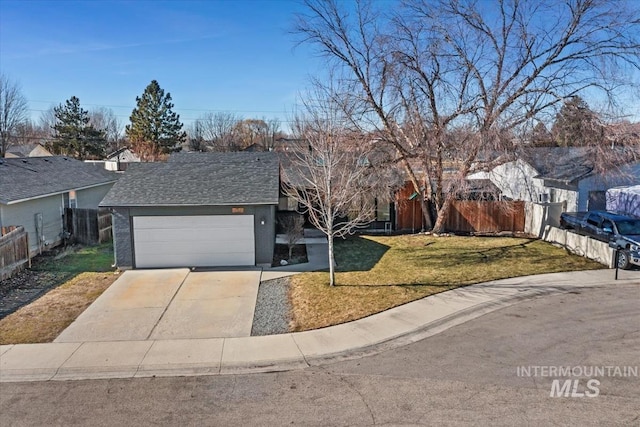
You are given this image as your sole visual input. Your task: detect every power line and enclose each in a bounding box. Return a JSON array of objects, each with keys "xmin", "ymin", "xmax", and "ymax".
[
  {"xmin": 26, "ymin": 100, "xmax": 291, "ymax": 115},
  {"xmin": 23, "ymin": 108, "xmax": 306, "ymax": 125}
]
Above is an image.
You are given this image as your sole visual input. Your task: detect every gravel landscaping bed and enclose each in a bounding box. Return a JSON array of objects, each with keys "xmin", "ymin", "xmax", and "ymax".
[{"xmin": 251, "ymin": 276, "xmax": 292, "ymax": 336}]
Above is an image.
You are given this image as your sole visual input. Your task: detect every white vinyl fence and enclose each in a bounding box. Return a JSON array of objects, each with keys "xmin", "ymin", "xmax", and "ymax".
[{"xmin": 525, "ymin": 202, "xmax": 614, "ymax": 268}]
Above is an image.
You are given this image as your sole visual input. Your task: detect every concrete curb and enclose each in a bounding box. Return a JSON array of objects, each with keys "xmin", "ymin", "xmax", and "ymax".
[{"xmin": 1, "ymin": 269, "xmax": 637, "ymax": 383}]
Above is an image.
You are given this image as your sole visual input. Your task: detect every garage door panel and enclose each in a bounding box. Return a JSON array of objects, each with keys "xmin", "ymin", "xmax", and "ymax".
[
  {"xmin": 134, "ymin": 239, "xmax": 254, "ymax": 254},
  {"xmin": 135, "ymin": 252, "xmax": 251, "ymax": 268},
  {"xmin": 135, "ymin": 215, "xmax": 252, "ymax": 229},
  {"xmin": 133, "ymin": 229, "xmax": 254, "ymax": 244},
  {"xmin": 133, "ymin": 215, "xmax": 255, "ymax": 268}
]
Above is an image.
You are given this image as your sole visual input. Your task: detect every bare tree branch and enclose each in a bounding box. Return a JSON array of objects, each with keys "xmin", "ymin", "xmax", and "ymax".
[{"xmin": 0, "ymin": 74, "xmax": 29, "ymax": 157}]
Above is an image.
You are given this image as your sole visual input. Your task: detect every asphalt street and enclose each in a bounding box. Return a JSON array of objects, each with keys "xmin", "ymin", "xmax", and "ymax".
[{"xmin": 2, "ymin": 281, "xmax": 638, "ymax": 426}]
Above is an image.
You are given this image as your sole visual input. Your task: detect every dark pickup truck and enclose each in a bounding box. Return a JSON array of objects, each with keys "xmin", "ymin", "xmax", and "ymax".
[{"xmin": 560, "ymin": 211, "xmax": 640, "ymax": 269}]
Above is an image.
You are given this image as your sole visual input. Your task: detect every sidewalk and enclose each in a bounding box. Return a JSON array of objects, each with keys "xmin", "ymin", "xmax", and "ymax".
[{"xmin": 1, "ymin": 269, "xmax": 637, "ymax": 382}]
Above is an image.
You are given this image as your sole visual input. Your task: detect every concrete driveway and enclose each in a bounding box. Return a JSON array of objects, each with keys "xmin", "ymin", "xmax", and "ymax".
[{"xmin": 54, "ymin": 269, "xmax": 261, "ymax": 342}]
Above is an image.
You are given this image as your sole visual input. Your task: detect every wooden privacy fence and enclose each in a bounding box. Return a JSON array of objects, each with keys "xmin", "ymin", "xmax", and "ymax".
[
  {"xmin": 445, "ymin": 201, "xmax": 525, "ymax": 233},
  {"xmin": 0, "ymin": 226, "xmax": 30, "ymax": 281},
  {"xmin": 64, "ymin": 208, "xmax": 112, "ymax": 245}
]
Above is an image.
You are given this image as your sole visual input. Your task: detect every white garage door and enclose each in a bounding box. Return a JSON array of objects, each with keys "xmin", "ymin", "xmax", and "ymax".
[{"xmin": 133, "ymin": 215, "xmax": 255, "ymax": 268}]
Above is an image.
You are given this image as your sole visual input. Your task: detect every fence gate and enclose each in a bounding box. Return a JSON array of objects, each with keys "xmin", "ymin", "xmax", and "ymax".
[{"xmin": 64, "ymin": 208, "xmax": 112, "ymax": 245}]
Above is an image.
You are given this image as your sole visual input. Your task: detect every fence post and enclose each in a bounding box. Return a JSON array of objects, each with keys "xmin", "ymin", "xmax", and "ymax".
[{"xmin": 27, "ymin": 232, "xmax": 31, "ymax": 268}]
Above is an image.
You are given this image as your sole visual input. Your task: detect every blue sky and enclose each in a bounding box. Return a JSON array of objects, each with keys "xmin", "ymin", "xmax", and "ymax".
[
  {"xmin": 0, "ymin": 0, "xmax": 320, "ymax": 129},
  {"xmin": 2, "ymin": 0, "xmax": 638, "ymax": 131}
]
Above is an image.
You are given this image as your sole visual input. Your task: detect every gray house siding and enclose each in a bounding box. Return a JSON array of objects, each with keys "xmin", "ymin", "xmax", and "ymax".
[
  {"xmin": 111, "ymin": 205, "xmax": 276, "ymax": 268},
  {"xmin": 254, "ymin": 205, "xmax": 276, "ymax": 266},
  {"xmin": 112, "ymin": 208, "xmax": 132, "ymax": 268},
  {"xmin": 0, "ymin": 195, "xmax": 64, "ymax": 255},
  {"xmin": 0, "ymin": 183, "xmax": 115, "ymax": 256},
  {"xmin": 76, "ymin": 184, "xmax": 114, "ymax": 209}
]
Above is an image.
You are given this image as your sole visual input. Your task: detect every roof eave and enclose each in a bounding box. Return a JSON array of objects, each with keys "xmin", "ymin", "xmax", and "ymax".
[
  {"xmin": 99, "ymin": 201, "xmax": 279, "ymax": 208},
  {"xmin": 2, "ymin": 180, "xmax": 118, "ymax": 205}
]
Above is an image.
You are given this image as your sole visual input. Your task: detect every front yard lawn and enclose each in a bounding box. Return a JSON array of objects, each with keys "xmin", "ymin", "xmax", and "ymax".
[
  {"xmin": 289, "ymin": 235, "xmax": 603, "ymax": 331},
  {"xmin": 0, "ymin": 244, "xmax": 118, "ymax": 344}
]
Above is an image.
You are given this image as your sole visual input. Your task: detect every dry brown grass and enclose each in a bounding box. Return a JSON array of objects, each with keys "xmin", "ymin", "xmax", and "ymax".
[
  {"xmin": 289, "ymin": 235, "xmax": 603, "ymax": 331},
  {"xmin": 0, "ymin": 272, "xmax": 118, "ymax": 344}
]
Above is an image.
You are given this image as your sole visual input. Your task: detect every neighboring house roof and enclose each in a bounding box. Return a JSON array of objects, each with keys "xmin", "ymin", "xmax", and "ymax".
[
  {"xmin": 5, "ymin": 143, "xmax": 53, "ymax": 158},
  {"xmin": 242, "ymin": 143, "xmax": 266, "ymax": 152},
  {"xmin": 106, "ymin": 148, "xmax": 141, "ymax": 162},
  {"xmin": 101, "ymin": 152, "xmax": 280, "ymax": 207},
  {"xmin": 520, "ymin": 147, "xmax": 594, "ymax": 183},
  {"xmin": 0, "ymin": 156, "xmax": 119, "ymax": 204}
]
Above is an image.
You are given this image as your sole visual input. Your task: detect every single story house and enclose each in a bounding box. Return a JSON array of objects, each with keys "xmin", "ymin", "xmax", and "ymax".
[
  {"xmin": 469, "ymin": 147, "xmax": 640, "ymax": 211},
  {"xmin": 0, "ymin": 156, "xmax": 119, "ymax": 255},
  {"xmin": 105, "ymin": 148, "xmax": 140, "ymax": 171},
  {"xmin": 100, "ymin": 151, "xmax": 280, "ymax": 269},
  {"xmin": 84, "ymin": 148, "xmax": 141, "ymax": 172}
]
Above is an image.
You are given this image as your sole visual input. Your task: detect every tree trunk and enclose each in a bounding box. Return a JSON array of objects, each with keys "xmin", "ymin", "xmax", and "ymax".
[
  {"xmin": 401, "ymin": 157, "xmax": 433, "ymax": 230},
  {"xmin": 328, "ymin": 234, "xmax": 336, "ymax": 287},
  {"xmin": 288, "ymin": 244, "xmax": 293, "ymax": 261},
  {"xmin": 432, "ymin": 194, "xmax": 454, "ymax": 233}
]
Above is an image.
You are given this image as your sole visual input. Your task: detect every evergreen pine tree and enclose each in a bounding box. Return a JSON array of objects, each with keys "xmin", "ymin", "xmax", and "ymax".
[
  {"xmin": 126, "ymin": 80, "xmax": 186, "ymax": 160},
  {"xmin": 530, "ymin": 122, "xmax": 554, "ymax": 146},
  {"xmin": 551, "ymin": 96, "xmax": 603, "ymax": 147},
  {"xmin": 51, "ymin": 96, "xmax": 106, "ymax": 160}
]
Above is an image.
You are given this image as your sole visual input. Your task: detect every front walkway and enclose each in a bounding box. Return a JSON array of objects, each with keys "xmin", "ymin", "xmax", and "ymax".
[
  {"xmin": 2, "ymin": 269, "xmax": 637, "ymax": 382},
  {"xmin": 263, "ymin": 229, "xmax": 330, "ymax": 280}
]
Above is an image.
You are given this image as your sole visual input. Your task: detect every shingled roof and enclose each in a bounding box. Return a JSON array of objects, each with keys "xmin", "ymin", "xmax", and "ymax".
[
  {"xmin": 100, "ymin": 152, "xmax": 280, "ymax": 207},
  {"xmin": 522, "ymin": 147, "xmax": 594, "ymax": 183},
  {"xmin": 0, "ymin": 156, "xmax": 119, "ymax": 204}
]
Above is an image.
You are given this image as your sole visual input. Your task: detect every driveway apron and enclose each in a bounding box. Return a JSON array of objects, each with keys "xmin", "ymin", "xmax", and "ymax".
[
  {"xmin": 54, "ymin": 269, "xmax": 261, "ymax": 343},
  {"xmin": 149, "ymin": 271, "xmax": 261, "ymax": 340}
]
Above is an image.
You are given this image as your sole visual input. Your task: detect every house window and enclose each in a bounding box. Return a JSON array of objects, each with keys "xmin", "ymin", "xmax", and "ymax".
[
  {"xmin": 376, "ymin": 199, "xmax": 391, "ymax": 221},
  {"xmin": 538, "ymin": 193, "xmax": 550, "ymax": 203},
  {"xmin": 65, "ymin": 190, "xmax": 77, "ymax": 208},
  {"xmin": 278, "ymin": 197, "xmax": 298, "ymax": 212}
]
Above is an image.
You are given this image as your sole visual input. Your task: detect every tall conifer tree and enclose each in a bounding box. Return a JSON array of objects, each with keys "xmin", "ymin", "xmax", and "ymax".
[
  {"xmin": 126, "ymin": 80, "xmax": 186, "ymax": 160},
  {"xmin": 51, "ymin": 96, "xmax": 106, "ymax": 160}
]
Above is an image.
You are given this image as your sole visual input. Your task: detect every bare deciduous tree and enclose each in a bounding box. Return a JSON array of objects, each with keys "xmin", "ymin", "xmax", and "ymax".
[
  {"xmin": 0, "ymin": 74, "xmax": 29, "ymax": 157},
  {"xmin": 232, "ymin": 119, "xmax": 267, "ymax": 150},
  {"xmin": 187, "ymin": 119, "xmax": 208, "ymax": 152},
  {"xmin": 278, "ymin": 212, "xmax": 305, "ymax": 261},
  {"xmin": 193, "ymin": 111, "xmax": 242, "ymax": 151},
  {"xmin": 90, "ymin": 107, "xmax": 123, "ymax": 154},
  {"xmin": 189, "ymin": 113, "xmax": 285, "ymax": 152},
  {"xmin": 281, "ymin": 86, "xmax": 384, "ymax": 286},
  {"xmin": 296, "ymin": 0, "xmax": 640, "ymax": 232},
  {"xmin": 264, "ymin": 118, "xmax": 284, "ymax": 151}
]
